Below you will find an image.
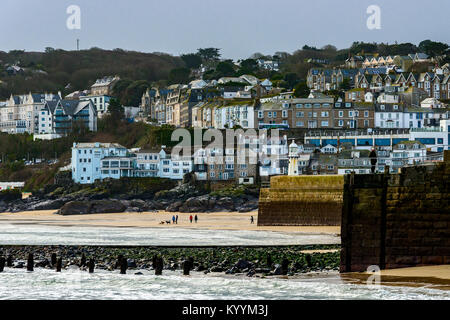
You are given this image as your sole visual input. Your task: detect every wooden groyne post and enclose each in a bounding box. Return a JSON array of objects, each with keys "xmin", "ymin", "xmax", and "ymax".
[
  {"xmin": 88, "ymin": 259, "xmax": 95, "ymax": 273},
  {"xmin": 80, "ymin": 254, "xmax": 86, "ymax": 267},
  {"xmin": 6, "ymin": 255, "xmax": 13, "ymax": 267},
  {"xmin": 0, "ymin": 257, "xmax": 5, "ymax": 272},
  {"xmin": 27, "ymin": 253, "xmax": 34, "ymax": 272},
  {"xmin": 51, "ymin": 253, "xmax": 57, "ymax": 267},
  {"xmin": 120, "ymin": 257, "xmax": 127, "ymax": 274},
  {"xmin": 155, "ymin": 257, "xmax": 163, "ymax": 275},
  {"xmin": 56, "ymin": 258, "xmax": 62, "ymax": 272}
]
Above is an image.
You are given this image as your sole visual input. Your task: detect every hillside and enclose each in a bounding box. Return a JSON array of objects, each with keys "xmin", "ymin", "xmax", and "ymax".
[{"xmin": 0, "ymin": 48, "xmax": 184, "ymax": 99}]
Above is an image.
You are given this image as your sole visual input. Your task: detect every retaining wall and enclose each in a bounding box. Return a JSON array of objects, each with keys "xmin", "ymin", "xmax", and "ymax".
[
  {"xmin": 258, "ymin": 175, "xmax": 344, "ymax": 226},
  {"xmin": 341, "ymin": 150, "xmax": 450, "ymax": 272}
]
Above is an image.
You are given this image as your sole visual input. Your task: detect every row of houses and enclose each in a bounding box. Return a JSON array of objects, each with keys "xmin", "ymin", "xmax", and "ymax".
[
  {"xmin": 188, "ymin": 92, "xmax": 449, "ymax": 131},
  {"xmin": 307, "ymin": 62, "xmax": 450, "ymax": 99},
  {"xmin": 345, "ymin": 53, "xmax": 431, "ymax": 69},
  {"xmin": 0, "ymin": 92, "xmax": 97, "ymax": 137},
  {"xmin": 71, "ymin": 119, "xmax": 450, "ymax": 185},
  {"xmin": 139, "ymin": 75, "xmax": 275, "ymax": 126}
]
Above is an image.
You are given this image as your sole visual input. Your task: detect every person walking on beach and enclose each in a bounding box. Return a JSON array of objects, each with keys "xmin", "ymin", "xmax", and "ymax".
[
  {"xmin": 250, "ymin": 216, "xmax": 254, "ymax": 224},
  {"xmin": 194, "ymin": 215, "xmax": 198, "ymax": 223},
  {"xmin": 189, "ymin": 215, "xmax": 193, "ymax": 223},
  {"xmin": 172, "ymin": 215, "xmax": 175, "ymax": 224},
  {"xmin": 176, "ymin": 215, "xmax": 178, "ymax": 224}
]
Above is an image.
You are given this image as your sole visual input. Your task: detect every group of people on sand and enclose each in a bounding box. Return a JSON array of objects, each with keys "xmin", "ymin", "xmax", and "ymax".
[
  {"xmin": 167, "ymin": 214, "xmax": 255, "ymax": 225},
  {"xmin": 170, "ymin": 214, "xmax": 198, "ymax": 224}
]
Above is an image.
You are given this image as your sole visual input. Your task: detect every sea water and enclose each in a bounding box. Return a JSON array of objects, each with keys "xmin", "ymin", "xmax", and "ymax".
[
  {"xmin": 0, "ymin": 268, "xmax": 448, "ymax": 300},
  {"xmin": 0, "ymin": 224, "xmax": 339, "ymax": 246}
]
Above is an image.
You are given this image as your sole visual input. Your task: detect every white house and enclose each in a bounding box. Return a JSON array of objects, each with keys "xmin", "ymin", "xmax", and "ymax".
[
  {"xmin": 80, "ymin": 95, "xmax": 111, "ymax": 118},
  {"xmin": 260, "ymin": 79, "xmax": 273, "ymax": 91},
  {"xmin": 71, "ymin": 142, "xmax": 129, "ymax": 184},
  {"xmin": 159, "ymin": 151, "xmax": 193, "ymax": 180},
  {"xmin": 214, "ymin": 105, "xmax": 255, "ymax": 129}
]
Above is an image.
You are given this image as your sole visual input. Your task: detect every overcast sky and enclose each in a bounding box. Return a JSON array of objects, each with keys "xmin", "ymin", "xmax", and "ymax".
[{"xmin": 1, "ymin": 0, "xmax": 449, "ymax": 60}]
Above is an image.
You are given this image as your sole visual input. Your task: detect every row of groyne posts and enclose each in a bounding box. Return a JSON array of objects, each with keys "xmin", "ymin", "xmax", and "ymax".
[
  {"xmin": 0, "ymin": 253, "xmax": 197, "ymax": 275},
  {"xmin": 0, "ymin": 252, "xmax": 296, "ymax": 276}
]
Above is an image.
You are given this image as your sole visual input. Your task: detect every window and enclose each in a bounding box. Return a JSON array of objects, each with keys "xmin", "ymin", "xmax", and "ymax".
[
  {"xmin": 296, "ymin": 104, "xmax": 303, "ymax": 108},
  {"xmin": 321, "ymin": 121, "xmax": 329, "ymax": 127},
  {"xmin": 296, "ymin": 112, "xmax": 304, "ymax": 118},
  {"xmin": 364, "ymin": 111, "xmax": 369, "ymax": 117},
  {"xmin": 282, "ymin": 110, "xmax": 288, "ymax": 118},
  {"xmin": 321, "ymin": 111, "xmax": 329, "ymax": 117},
  {"xmin": 339, "ymin": 111, "xmax": 343, "ymax": 117},
  {"xmin": 338, "ymin": 120, "xmax": 344, "ymax": 127},
  {"xmin": 296, "ymin": 121, "xmax": 304, "ymax": 127}
]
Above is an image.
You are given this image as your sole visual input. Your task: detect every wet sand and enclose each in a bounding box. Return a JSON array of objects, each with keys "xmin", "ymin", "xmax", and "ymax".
[
  {"xmin": 0, "ymin": 210, "xmax": 341, "ymax": 235},
  {"xmin": 342, "ymin": 265, "xmax": 450, "ymax": 290}
]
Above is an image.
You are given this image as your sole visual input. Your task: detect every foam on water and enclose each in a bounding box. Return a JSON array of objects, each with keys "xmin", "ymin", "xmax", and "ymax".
[
  {"xmin": 0, "ymin": 269, "xmax": 448, "ymax": 300},
  {"xmin": 0, "ymin": 224, "xmax": 339, "ymax": 246}
]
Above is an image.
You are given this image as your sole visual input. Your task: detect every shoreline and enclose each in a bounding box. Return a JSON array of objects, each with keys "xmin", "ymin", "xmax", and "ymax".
[{"xmin": 0, "ymin": 210, "xmax": 341, "ymax": 235}]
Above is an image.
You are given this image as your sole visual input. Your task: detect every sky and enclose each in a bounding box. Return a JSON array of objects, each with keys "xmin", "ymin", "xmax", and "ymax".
[{"xmin": 1, "ymin": 0, "xmax": 449, "ymax": 60}]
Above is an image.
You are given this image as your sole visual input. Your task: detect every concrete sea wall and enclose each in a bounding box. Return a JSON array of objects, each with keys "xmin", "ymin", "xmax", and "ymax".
[
  {"xmin": 341, "ymin": 151, "xmax": 450, "ymax": 272},
  {"xmin": 258, "ymin": 175, "xmax": 344, "ymax": 226}
]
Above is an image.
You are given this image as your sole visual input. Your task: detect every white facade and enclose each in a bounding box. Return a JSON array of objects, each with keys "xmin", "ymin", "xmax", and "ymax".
[
  {"xmin": 159, "ymin": 153, "xmax": 193, "ymax": 180},
  {"xmin": 80, "ymin": 95, "xmax": 111, "ymax": 118},
  {"xmin": 71, "ymin": 142, "xmax": 129, "ymax": 184},
  {"xmin": 213, "ymin": 105, "xmax": 254, "ymax": 129}
]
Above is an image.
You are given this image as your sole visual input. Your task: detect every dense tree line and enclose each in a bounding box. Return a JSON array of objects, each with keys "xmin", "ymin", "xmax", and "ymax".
[{"xmin": 0, "ymin": 48, "xmax": 184, "ymax": 100}]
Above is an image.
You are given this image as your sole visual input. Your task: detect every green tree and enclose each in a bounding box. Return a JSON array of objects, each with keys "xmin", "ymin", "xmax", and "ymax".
[
  {"xmin": 237, "ymin": 58, "xmax": 258, "ymax": 75},
  {"xmin": 108, "ymin": 98, "xmax": 124, "ymax": 119},
  {"xmin": 339, "ymin": 78, "xmax": 351, "ymax": 91},
  {"xmin": 215, "ymin": 60, "xmax": 236, "ymax": 77},
  {"xmin": 284, "ymin": 73, "xmax": 298, "ymax": 89},
  {"xmin": 197, "ymin": 48, "xmax": 221, "ymax": 61},
  {"xmin": 168, "ymin": 67, "xmax": 190, "ymax": 84},
  {"xmin": 293, "ymin": 81, "xmax": 309, "ymax": 98},
  {"xmin": 418, "ymin": 40, "xmax": 449, "ymax": 57},
  {"xmin": 181, "ymin": 53, "xmax": 202, "ymax": 69}
]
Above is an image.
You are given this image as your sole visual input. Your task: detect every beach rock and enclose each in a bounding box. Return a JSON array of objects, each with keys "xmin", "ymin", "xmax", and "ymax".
[
  {"xmin": 234, "ymin": 259, "xmax": 252, "ymax": 270},
  {"xmin": 127, "ymin": 259, "xmax": 137, "ymax": 268},
  {"xmin": 195, "ymin": 265, "xmax": 206, "ymax": 272},
  {"xmin": 90, "ymin": 200, "xmax": 126, "ymax": 214},
  {"xmin": 30, "ymin": 199, "xmax": 65, "ymax": 211},
  {"xmin": 214, "ymin": 197, "xmax": 235, "ymax": 211},
  {"xmin": 58, "ymin": 201, "xmax": 90, "ymax": 215},
  {"xmin": 273, "ymin": 264, "xmax": 282, "ymax": 275},
  {"xmin": 166, "ymin": 201, "xmax": 183, "ymax": 212},
  {"xmin": 210, "ymin": 266, "xmax": 223, "ymax": 272}
]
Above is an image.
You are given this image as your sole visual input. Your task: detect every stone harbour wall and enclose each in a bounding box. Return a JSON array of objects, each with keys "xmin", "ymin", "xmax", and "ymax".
[
  {"xmin": 341, "ymin": 150, "xmax": 450, "ymax": 272},
  {"xmin": 258, "ymin": 175, "xmax": 344, "ymax": 226}
]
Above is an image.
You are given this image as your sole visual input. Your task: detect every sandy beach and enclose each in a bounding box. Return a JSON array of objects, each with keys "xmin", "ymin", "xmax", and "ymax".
[{"xmin": 0, "ymin": 210, "xmax": 341, "ymax": 235}]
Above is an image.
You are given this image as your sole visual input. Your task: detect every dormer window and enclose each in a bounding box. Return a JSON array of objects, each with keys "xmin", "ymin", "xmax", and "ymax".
[
  {"xmin": 393, "ymin": 105, "xmax": 398, "ymax": 110},
  {"xmin": 380, "ymin": 105, "xmax": 385, "ymax": 110}
]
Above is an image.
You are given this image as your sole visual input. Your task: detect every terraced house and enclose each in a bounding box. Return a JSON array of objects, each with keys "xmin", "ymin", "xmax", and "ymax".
[
  {"xmin": 51, "ymin": 99, "xmax": 97, "ymax": 135},
  {"xmin": 1, "ymin": 92, "xmax": 60, "ymax": 134},
  {"xmin": 256, "ymin": 95, "xmax": 335, "ymax": 129}
]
